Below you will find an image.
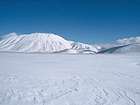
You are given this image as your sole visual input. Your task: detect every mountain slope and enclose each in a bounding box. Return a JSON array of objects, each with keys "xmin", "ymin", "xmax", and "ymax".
[
  {"xmin": 98, "ymin": 36, "xmax": 140, "ymax": 54},
  {"xmin": 0, "ymin": 33, "xmax": 72, "ymax": 53},
  {"xmin": 0, "ymin": 33, "xmax": 99, "ymax": 53},
  {"xmin": 112, "ymin": 43, "xmax": 140, "ymax": 53},
  {"xmin": 65, "ymin": 41, "xmax": 100, "ymax": 54}
]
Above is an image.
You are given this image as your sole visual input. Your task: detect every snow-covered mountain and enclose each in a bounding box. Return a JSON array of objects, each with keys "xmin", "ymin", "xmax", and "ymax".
[
  {"xmin": 117, "ymin": 36, "xmax": 140, "ymax": 44},
  {"xmin": 113, "ymin": 43, "xmax": 140, "ymax": 53},
  {"xmin": 0, "ymin": 33, "xmax": 99, "ymax": 53},
  {"xmin": 65, "ymin": 41, "xmax": 101, "ymax": 54},
  {"xmin": 1, "ymin": 33, "xmax": 139, "ymax": 54},
  {"xmin": 98, "ymin": 36, "xmax": 140, "ymax": 54},
  {"xmin": 98, "ymin": 43, "xmax": 140, "ymax": 54},
  {"xmin": 0, "ymin": 33, "xmax": 72, "ymax": 53}
]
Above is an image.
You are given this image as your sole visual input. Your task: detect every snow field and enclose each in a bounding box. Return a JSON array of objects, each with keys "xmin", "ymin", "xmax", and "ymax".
[{"xmin": 0, "ymin": 53, "xmax": 140, "ymax": 105}]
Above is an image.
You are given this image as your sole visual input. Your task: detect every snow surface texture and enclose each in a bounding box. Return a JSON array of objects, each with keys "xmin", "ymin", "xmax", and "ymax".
[
  {"xmin": 0, "ymin": 33, "xmax": 99, "ymax": 53},
  {"xmin": 0, "ymin": 53, "xmax": 140, "ymax": 105}
]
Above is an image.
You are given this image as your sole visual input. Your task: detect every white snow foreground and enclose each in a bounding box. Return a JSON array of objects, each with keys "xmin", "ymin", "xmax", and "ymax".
[
  {"xmin": 0, "ymin": 33, "xmax": 99, "ymax": 53},
  {"xmin": 0, "ymin": 53, "xmax": 140, "ymax": 105}
]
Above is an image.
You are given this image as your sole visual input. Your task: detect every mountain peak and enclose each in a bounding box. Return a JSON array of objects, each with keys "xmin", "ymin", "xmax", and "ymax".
[
  {"xmin": 0, "ymin": 32, "xmax": 100, "ymax": 54},
  {"xmin": 0, "ymin": 33, "xmax": 72, "ymax": 53}
]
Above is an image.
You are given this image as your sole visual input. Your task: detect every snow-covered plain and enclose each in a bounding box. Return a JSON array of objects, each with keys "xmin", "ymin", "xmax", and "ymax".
[{"xmin": 0, "ymin": 53, "xmax": 140, "ymax": 105}]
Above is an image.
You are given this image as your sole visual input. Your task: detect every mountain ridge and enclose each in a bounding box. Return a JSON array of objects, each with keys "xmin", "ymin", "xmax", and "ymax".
[
  {"xmin": 0, "ymin": 33, "xmax": 140, "ymax": 54},
  {"xmin": 0, "ymin": 33, "xmax": 99, "ymax": 54}
]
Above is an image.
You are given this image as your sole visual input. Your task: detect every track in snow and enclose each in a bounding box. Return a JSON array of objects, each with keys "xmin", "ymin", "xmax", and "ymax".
[{"xmin": 0, "ymin": 53, "xmax": 140, "ymax": 105}]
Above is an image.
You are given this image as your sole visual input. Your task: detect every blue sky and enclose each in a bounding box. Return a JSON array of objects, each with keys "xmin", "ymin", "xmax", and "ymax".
[{"xmin": 0, "ymin": 0, "xmax": 140, "ymax": 43}]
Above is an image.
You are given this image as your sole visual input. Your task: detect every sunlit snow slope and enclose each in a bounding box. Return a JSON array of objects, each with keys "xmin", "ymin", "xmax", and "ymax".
[
  {"xmin": 0, "ymin": 33, "xmax": 72, "ymax": 53},
  {"xmin": 0, "ymin": 33, "xmax": 99, "ymax": 53}
]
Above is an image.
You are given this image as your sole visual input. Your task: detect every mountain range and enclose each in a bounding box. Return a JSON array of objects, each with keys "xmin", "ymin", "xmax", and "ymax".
[{"xmin": 0, "ymin": 32, "xmax": 140, "ymax": 54}]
